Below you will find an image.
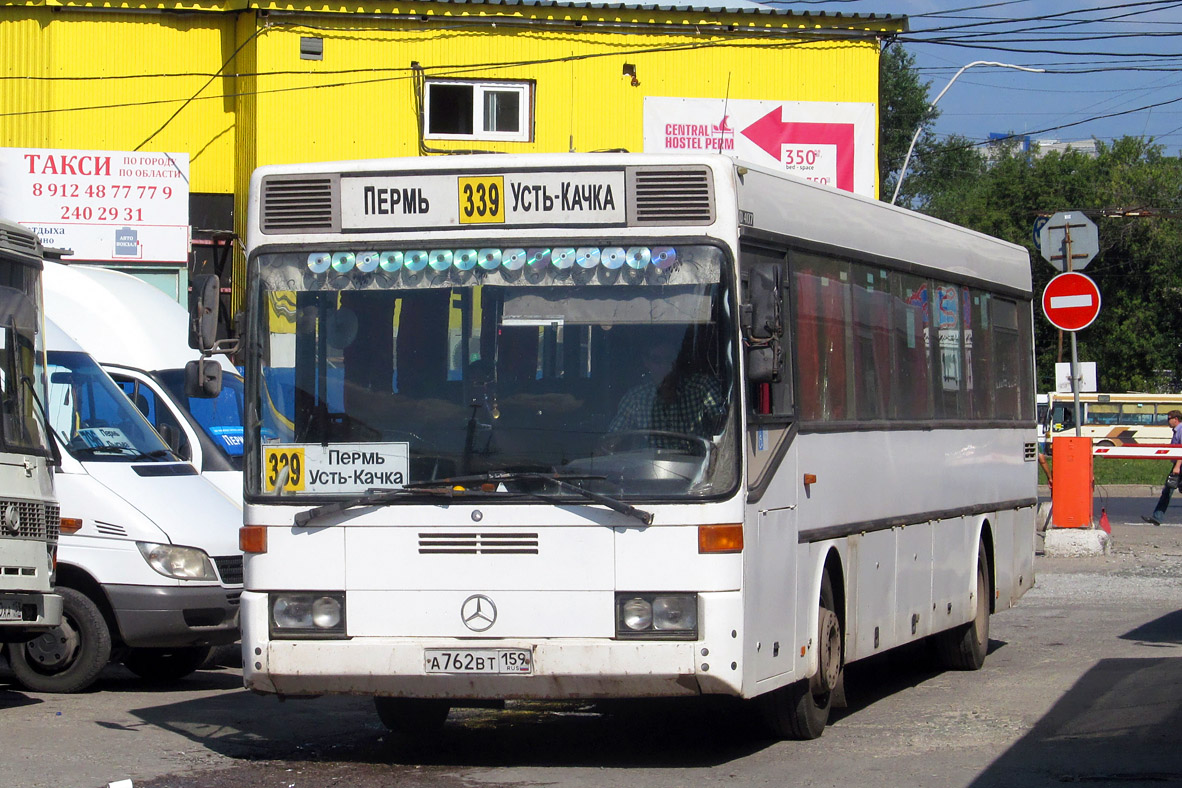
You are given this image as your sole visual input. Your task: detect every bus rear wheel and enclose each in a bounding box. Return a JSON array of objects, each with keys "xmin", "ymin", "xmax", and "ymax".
[
  {"xmin": 759, "ymin": 572, "xmax": 841, "ymax": 740},
  {"xmin": 374, "ymin": 697, "xmax": 451, "ymax": 739},
  {"xmin": 934, "ymin": 540, "xmax": 990, "ymax": 670}
]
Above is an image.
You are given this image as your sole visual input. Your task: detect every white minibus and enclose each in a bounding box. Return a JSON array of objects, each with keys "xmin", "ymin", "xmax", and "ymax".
[
  {"xmin": 6, "ymin": 319, "xmax": 242, "ymax": 693},
  {"xmin": 42, "ymin": 262, "xmax": 244, "ymax": 502}
]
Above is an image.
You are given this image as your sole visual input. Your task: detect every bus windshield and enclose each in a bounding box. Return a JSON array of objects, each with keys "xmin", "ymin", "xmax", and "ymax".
[
  {"xmin": 251, "ymin": 243, "xmax": 740, "ymax": 500},
  {"xmin": 46, "ymin": 350, "xmax": 176, "ymax": 462},
  {"xmin": 0, "ymin": 281, "xmax": 52, "ymax": 456}
]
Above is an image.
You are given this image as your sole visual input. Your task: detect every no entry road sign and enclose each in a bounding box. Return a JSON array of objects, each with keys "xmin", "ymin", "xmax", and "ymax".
[{"xmin": 1042, "ymin": 271, "xmax": 1101, "ymax": 331}]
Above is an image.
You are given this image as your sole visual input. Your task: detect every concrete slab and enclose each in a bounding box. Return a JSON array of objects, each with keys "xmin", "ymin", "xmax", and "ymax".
[{"xmin": 1044, "ymin": 527, "xmax": 1111, "ymax": 557}]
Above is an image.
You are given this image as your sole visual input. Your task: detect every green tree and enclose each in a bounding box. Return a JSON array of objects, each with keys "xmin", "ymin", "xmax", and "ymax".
[
  {"xmin": 914, "ymin": 136, "xmax": 1182, "ymax": 393},
  {"xmin": 878, "ymin": 43, "xmax": 940, "ymax": 205}
]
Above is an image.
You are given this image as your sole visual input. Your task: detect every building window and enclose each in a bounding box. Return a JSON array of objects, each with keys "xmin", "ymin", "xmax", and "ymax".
[{"xmin": 425, "ymin": 80, "xmax": 532, "ymax": 142}]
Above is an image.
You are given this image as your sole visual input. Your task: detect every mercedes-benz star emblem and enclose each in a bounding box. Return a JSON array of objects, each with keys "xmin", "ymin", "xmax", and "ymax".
[{"xmin": 460, "ymin": 594, "xmax": 497, "ymax": 632}]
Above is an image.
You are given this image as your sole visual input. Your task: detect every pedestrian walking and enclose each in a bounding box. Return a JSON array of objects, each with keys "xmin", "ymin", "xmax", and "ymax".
[{"xmin": 1142, "ymin": 409, "xmax": 1182, "ymax": 526}]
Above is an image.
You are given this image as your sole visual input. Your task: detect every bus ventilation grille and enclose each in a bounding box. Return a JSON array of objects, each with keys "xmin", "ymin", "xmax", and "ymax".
[
  {"xmin": 0, "ymin": 500, "xmax": 59, "ymax": 541},
  {"xmin": 1024, "ymin": 442, "xmax": 1038, "ymax": 462},
  {"xmin": 628, "ymin": 167, "xmax": 715, "ymax": 226},
  {"xmin": 261, "ymin": 175, "xmax": 340, "ymax": 234},
  {"xmin": 0, "ymin": 225, "xmax": 40, "ymax": 255},
  {"xmin": 418, "ymin": 532, "xmax": 539, "ymax": 555}
]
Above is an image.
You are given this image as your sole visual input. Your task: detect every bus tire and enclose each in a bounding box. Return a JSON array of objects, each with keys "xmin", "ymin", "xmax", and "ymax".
[
  {"xmin": 934, "ymin": 541, "xmax": 990, "ymax": 671},
  {"xmin": 374, "ymin": 697, "xmax": 451, "ymax": 738},
  {"xmin": 122, "ymin": 646, "xmax": 212, "ymax": 683},
  {"xmin": 759, "ymin": 572, "xmax": 840, "ymax": 740},
  {"xmin": 8, "ymin": 587, "xmax": 111, "ymax": 693}
]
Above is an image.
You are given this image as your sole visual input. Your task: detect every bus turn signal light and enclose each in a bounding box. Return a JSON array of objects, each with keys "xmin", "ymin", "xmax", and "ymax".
[
  {"xmin": 698, "ymin": 523, "xmax": 743, "ymax": 554},
  {"xmin": 240, "ymin": 525, "xmax": 268, "ymax": 554},
  {"xmin": 59, "ymin": 518, "xmax": 83, "ymax": 534}
]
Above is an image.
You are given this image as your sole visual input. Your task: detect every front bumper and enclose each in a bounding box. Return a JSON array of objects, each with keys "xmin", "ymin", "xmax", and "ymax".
[
  {"xmin": 107, "ymin": 584, "xmax": 240, "ymax": 648},
  {"xmin": 241, "ymin": 589, "xmax": 746, "ymax": 699},
  {"xmin": 0, "ymin": 593, "xmax": 63, "ymax": 641}
]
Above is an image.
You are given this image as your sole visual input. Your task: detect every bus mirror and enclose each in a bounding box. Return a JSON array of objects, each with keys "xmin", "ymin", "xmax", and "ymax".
[
  {"xmin": 189, "ymin": 275, "xmax": 220, "ymax": 352},
  {"xmin": 185, "ymin": 358, "xmax": 223, "ymax": 399},
  {"xmin": 743, "ymin": 265, "xmax": 781, "ymax": 340}
]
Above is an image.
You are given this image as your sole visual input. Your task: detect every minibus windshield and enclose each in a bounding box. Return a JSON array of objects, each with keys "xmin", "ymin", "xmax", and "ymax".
[{"xmin": 46, "ymin": 350, "xmax": 176, "ymax": 462}]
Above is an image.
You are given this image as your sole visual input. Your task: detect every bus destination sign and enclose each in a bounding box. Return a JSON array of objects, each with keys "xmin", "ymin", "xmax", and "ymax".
[{"xmin": 340, "ymin": 170, "xmax": 626, "ymax": 230}]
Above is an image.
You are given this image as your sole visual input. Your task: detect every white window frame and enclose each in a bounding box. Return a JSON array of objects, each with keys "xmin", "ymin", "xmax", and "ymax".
[{"xmin": 424, "ymin": 80, "xmax": 533, "ymax": 143}]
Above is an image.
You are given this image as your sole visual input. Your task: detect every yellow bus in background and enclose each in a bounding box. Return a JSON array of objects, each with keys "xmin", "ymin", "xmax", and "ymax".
[{"xmin": 1046, "ymin": 392, "xmax": 1182, "ymax": 447}]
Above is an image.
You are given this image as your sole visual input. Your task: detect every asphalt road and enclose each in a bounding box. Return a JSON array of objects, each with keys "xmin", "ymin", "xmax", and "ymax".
[{"xmin": 3, "ymin": 518, "xmax": 1180, "ymax": 788}]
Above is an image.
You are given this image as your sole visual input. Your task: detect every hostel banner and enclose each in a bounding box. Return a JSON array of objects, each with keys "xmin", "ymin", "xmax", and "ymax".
[{"xmin": 642, "ymin": 98, "xmax": 876, "ymax": 198}]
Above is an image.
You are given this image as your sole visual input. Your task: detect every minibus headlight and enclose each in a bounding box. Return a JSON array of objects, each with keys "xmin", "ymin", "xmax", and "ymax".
[
  {"xmin": 270, "ymin": 593, "xmax": 347, "ymax": 639},
  {"xmin": 615, "ymin": 593, "xmax": 697, "ymax": 639},
  {"xmin": 137, "ymin": 542, "xmax": 217, "ymax": 581}
]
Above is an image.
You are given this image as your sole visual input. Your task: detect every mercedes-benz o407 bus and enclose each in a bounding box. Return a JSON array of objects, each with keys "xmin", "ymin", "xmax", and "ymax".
[{"xmin": 232, "ymin": 154, "xmax": 1038, "ymax": 740}]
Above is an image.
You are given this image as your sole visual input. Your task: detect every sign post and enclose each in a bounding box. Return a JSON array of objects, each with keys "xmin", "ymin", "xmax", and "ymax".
[
  {"xmin": 1039, "ymin": 211, "xmax": 1100, "ymax": 440},
  {"xmin": 1042, "ymin": 271, "xmax": 1101, "ymax": 437}
]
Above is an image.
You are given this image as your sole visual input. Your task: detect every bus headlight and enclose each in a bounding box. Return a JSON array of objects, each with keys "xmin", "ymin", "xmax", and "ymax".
[
  {"xmin": 137, "ymin": 542, "xmax": 217, "ymax": 581},
  {"xmin": 616, "ymin": 593, "xmax": 697, "ymax": 639},
  {"xmin": 270, "ymin": 593, "xmax": 347, "ymax": 639}
]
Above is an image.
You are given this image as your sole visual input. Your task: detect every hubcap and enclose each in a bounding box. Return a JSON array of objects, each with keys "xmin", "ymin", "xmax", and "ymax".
[
  {"xmin": 23, "ymin": 616, "xmax": 80, "ymax": 670},
  {"xmin": 816, "ymin": 608, "xmax": 841, "ymax": 692}
]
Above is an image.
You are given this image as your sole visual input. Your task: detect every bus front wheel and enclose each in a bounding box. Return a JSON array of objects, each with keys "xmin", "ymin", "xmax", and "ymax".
[
  {"xmin": 759, "ymin": 572, "xmax": 841, "ymax": 740},
  {"xmin": 8, "ymin": 586, "xmax": 111, "ymax": 693},
  {"xmin": 374, "ymin": 697, "xmax": 451, "ymax": 739}
]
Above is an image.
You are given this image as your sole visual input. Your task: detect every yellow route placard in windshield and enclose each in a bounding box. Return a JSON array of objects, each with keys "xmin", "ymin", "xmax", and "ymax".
[{"xmin": 458, "ymin": 176, "xmax": 504, "ymax": 224}]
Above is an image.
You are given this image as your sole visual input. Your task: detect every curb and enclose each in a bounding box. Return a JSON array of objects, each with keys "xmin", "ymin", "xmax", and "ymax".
[{"xmin": 1039, "ymin": 484, "xmax": 1162, "ymax": 496}]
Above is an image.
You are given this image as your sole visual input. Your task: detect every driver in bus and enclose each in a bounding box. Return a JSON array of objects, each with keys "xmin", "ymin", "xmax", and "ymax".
[{"xmin": 608, "ymin": 328, "xmax": 726, "ymax": 440}]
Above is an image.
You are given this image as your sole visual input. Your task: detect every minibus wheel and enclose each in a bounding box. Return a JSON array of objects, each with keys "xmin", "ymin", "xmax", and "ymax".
[
  {"xmin": 934, "ymin": 538, "xmax": 990, "ymax": 670},
  {"xmin": 8, "ymin": 587, "xmax": 111, "ymax": 693},
  {"xmin": 758, "ymin": 571, "xmax": 840, "ymax": 740},
  {"xmin": 122, "ymin": 646, "xmax": 212, "ymax": 683},
  {"xmin": 374, "ymin": 697, "xmax": 451, "ymax": 739}
]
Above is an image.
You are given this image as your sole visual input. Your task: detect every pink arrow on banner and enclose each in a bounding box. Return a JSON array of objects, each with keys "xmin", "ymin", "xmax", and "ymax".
[{"xmin": 740, "ymin": 107, "xmax": 856, "ymax": 192}]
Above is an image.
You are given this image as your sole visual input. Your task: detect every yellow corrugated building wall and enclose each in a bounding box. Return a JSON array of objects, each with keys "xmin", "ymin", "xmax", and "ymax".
[{"xmin": 1, "ymin": 1, "xmax": 903, "ymax": 307}]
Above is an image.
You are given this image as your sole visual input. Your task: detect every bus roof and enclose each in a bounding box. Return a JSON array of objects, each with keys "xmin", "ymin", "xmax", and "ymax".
[{"xmin": 248, "ymin": 153, "xmax": 1031, "ymax": 297}]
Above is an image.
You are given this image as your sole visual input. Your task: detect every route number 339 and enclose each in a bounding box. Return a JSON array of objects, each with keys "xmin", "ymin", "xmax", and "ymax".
[
  {"xmin": 264, "ymin": 447, "xmax": 305, "ymax": 492},
  {"xmin": 458, "ymin": 176, "xmax": 504, "ymax": 224}
]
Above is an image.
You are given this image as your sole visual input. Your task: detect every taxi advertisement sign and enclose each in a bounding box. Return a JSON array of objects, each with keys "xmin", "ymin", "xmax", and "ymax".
[{"xmin": 341, "ymin": 170, "xmax": 625, "ymax": 231}]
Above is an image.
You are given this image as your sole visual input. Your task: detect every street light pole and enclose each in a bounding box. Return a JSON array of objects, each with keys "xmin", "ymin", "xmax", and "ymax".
[{"xmin": 890, "ymin": 60, "xmax": 1046, "ymax": 205}]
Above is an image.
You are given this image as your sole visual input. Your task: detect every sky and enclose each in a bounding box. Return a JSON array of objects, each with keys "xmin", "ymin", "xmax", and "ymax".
[{"xmin": 768, "ymin": 1, "xmax": 1182, "ymax": 155}]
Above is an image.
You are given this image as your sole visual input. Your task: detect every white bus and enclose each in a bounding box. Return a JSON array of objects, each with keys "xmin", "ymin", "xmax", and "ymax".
[
  {"xmin": 232, "ymin": 154, "xmax": 1037, "ymax": 740},
  {"xmin": 0, "ymin": 220, "xmax": 62, "ymax": 644},
  {"xmin": 1046, "ymin": 391, "xmax": 1182, "ymax": 449}
]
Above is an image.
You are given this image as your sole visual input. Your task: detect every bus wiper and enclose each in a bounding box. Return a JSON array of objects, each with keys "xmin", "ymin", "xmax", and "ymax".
[
  {"xmin": 409, "ymin": 471, "xmax": 654, "ymax": 526},
  {"xmin": 293, "ymin": 485, "xmax": 458, "ymax": 527}
]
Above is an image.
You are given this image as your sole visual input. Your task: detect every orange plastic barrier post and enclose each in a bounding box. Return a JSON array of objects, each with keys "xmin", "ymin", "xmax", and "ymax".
[{"xmin": 1051, "ymin": 436, "xmax": 1093, "ymax": 528}]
